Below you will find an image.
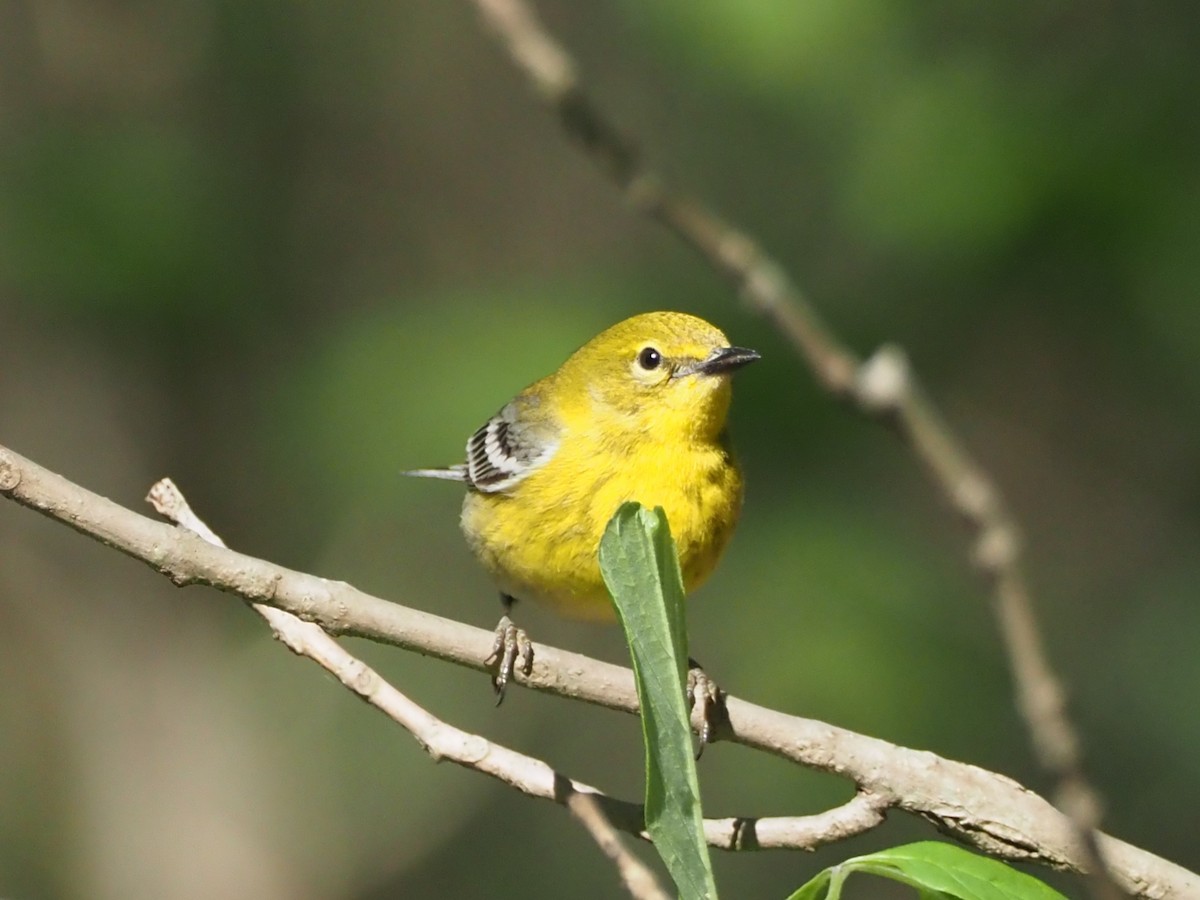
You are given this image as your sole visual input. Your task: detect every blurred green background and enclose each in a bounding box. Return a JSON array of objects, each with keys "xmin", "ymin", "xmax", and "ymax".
[{"xmin": 2, "ymin": 2, "xmax": 1198, "ymax": 898}]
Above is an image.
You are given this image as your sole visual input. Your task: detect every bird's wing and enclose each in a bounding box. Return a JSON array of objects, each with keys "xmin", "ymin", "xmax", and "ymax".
[{"xmin": 465, "ymin": 395, "xmax": 561, "ymax": 493}]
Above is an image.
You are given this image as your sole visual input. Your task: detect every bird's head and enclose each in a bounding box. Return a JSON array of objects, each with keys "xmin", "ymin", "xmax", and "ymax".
[{"xmin": 553, "ymin": 311, "xmax": 759, "ymax": 441}]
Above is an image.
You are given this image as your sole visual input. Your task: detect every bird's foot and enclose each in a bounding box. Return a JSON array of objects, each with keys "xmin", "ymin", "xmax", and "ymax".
[
  {"xmin": 686, "ymin": 658, "xmax": 726, "ymax": 757},
  {"xmin": 487, "ymin": 614, "xmax": 533, "ymax": 703}
]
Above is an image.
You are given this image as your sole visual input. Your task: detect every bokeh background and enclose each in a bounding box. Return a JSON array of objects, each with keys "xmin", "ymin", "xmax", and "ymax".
[{"xmin": 2, "ymin": 2, "xmax": 1198, "ymax": 898}]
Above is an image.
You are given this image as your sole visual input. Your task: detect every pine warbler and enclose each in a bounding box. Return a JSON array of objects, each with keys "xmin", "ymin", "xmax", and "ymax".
[{"xmin": 405, "ymin": 310, "xmax": 759, "ymax": 696}]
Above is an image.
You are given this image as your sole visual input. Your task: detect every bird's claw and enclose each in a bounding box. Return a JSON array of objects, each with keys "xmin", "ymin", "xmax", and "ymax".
[
  {"xmin": 487, "ymin": 614, "xmax": 533, "ymax": 703},
  {"xmin": 686, "ymin": 660, "xmax": 725, "ymax": 758}
]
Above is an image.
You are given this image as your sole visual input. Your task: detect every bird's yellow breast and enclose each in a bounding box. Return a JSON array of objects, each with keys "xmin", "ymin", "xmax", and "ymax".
[{"xmin": 460, "ymin": 427, "xmax": 743, "ymax": 621}]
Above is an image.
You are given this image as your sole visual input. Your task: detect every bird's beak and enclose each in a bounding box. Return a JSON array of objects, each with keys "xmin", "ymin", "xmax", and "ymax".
[{"xmin": 681, "ymin": 346, "xmax": 761, "ymax": 378}]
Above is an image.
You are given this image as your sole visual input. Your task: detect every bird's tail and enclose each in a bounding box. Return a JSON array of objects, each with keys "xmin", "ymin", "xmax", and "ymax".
[{"xmin": 401, "ymin": 465, "xmax": 468, "ymax": 482}]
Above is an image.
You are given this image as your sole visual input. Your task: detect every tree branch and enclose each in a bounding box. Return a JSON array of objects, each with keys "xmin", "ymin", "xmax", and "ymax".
[
  {"xmin": 563, "ymin": 791, "xmax": 671, "ymax": 900},
  {"xmin": 1, "ymin": 443, "xmax": 1194, "ymax": 898},
  {"xmin": 466, "ymin": 2, "xmax": 1123, "ymax": 897}
]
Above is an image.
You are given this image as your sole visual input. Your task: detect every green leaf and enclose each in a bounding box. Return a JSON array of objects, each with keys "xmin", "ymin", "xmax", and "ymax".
[
  {"xmin": 599, "ymin": 502, "xmax": 717, "ymax": 900},
  {"xmin": 787, "ymin": 869, "xmax": 833, "ymax": 900},
  {"xmin": 786, "ymin": 841, "xmax": 1068, "ymax": 900}
]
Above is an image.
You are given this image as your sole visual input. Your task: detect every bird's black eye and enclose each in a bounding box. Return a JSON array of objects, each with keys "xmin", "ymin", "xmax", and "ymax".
[{"xmin": 637, "ymin": 346, "xmax": 662, "ymax": 370}]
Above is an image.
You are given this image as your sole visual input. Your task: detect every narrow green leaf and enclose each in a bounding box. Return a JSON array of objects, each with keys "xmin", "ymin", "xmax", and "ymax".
[
  {"xmin": 599, "ymin": 502, "xmax": 717, "ymax": 900},
  {"xmin": 786, "ymin": 842, "xmax": 1068, "ymax": 900},
  {"xmin": 787, "ymin": 869, "xmax": 832, "ymax": 900}
]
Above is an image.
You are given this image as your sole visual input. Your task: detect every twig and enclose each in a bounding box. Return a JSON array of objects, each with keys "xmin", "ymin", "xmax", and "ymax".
[
  {"xmin": 563, "ymin": 789, "xmax": 671, "ymax": 900},
  {"xmin": 1, "ymin": 443, "xmax": 1193, "ymax": 898},
  {"xmin": 145, "ymin": 482, "xmax": 663, "ymax": 900},
  {"xmin": 466, "ymin": 2, "xmax": 1123, "ymax": 897},
  {"xmin": 145, "ymin": 479, "xmax": 664, "ymax": 897},
  {"xmin": 702, "ymin": 792, "xmax": 886, "ymax": 852},
  {"xmin": 147, "ymin": 478, "xmax": 672, "ymax": 900}
]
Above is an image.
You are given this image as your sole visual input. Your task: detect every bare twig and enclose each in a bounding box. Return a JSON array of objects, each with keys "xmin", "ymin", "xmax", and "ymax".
[
  {"xmin": 702, "ymin": 792, "xmax": 887, "ymax": 852},
  {"xmin": 1, "ymin": 444, "xmax": 1193, "ymax": 898},
  {"xmin": 145, "ymin": 480, "xmax": 665, "ymax": 897},
  {"xmin": 563, "ymin": 790, "xmax": 671, "ymax": 900},
  {"xmin": 466, "ymin": 2, "xmax": 1122, "ymax": 896}
]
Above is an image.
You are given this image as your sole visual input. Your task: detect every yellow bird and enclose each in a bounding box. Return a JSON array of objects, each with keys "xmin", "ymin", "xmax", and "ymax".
[{"xmin": 405, "ymin": 310, "xmax": 759, "ymax": 700}]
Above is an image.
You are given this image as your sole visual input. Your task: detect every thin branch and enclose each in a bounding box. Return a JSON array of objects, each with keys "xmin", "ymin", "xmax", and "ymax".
[
  {"xmin": 702, "ymin": 792, "xmax": 887, "ymax": 852},
  {"xmin": 563, "ymin": 790, "xmax": 671, "ymax": 900},
  {"xmin": 466, "ymin": 2, "xmax": 1122, "ymax": 897},
  {"xmin": 145, "ymin": 480, "xmax": 664, "ymax": 899},
  {"xmin": 1, "ymin": 443, "xmax": 1194, "ymax": 898}
]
